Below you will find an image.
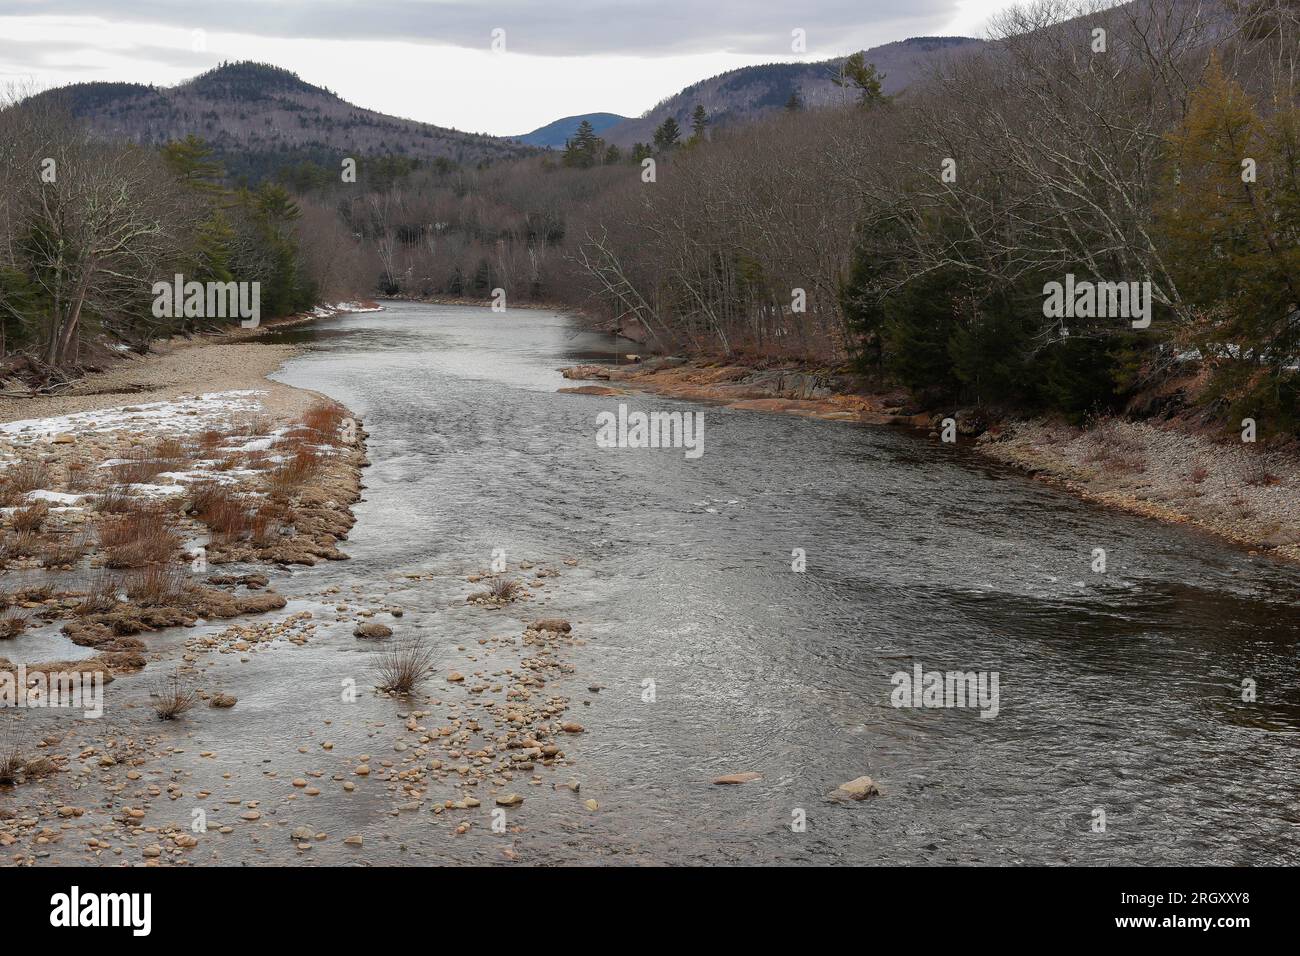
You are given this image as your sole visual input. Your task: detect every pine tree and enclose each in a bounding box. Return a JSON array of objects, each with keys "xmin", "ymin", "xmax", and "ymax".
[
  {"xmin": 653, "ymin": 117, "xmax": 681, "ymax": 152},
  {"xmin": 833, "ymin": 53, "xmax": 889, "ymax": 109},
  {"xmin": 562, "ymin": 119, "xmax": 604, "ymax": 168},
  {"xmin": 160, "ymin": 135, "xmax": 225, "ymax": 191},
  {"xmin": 690, "ymin": 105, "xmax": 709, "ymax": 142},
  {"xmin": 1157, "ymin": 55, "xmax": 1300, "ymax": 368}
]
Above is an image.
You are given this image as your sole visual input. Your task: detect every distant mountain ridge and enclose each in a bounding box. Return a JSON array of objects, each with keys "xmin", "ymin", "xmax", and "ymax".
[
  {"xmin": 514, "ymin": 112, "xmax": 629, "ymax": 149},
  {"xmin": 33, "ymin": 61, "xmax": 533, "ymax": 183},
  {"xmin": 598, "ymin": 36, "xmax": 986, "ymax": 146}
]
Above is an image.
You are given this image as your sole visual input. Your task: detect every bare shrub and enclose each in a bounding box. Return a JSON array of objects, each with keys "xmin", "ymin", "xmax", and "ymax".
[
  {"xmin": 39, "ymin": 532, "xmax": 90, "ymax": 568},
  {"xmin": 150, "ymin": 669, "xmax": 198, "ymax": 720},
  {"xmin": 301, "ymin": 400, "xmax": 348, "ymax": 438},
  {"xmin": 110, "ymin": 447, "xmax": 171, "ymax": 485},
  {"xmin": 10, "ymin": 501, "xmax": 50, "ymax": 534},
  {"xmin": 488, "ymin": 577, "xmax": 522, "ymax": 602},
  {"xmin": 78, "ymin": 572, "xmax": 123, "ymax": 615},
  {"xmin": 265, "ymin": 447, "xmax": 321, "ymax": 496},
  {"xmin": 125, "ymin": 565, "xmax": 194, "ymax": 606},
  {"xmin": 97, "ymin": 504, "xmax": 180, "ymax": 568},
  {"xmin": 65, "ymin": 460, "xmax": 98, "ymax": 492},
  {"xmin": 187, "ymin": 482, "xmax": 253, "ymax": 542},
  {"xmin": 375, "ymin": 636, "xmax": 437, "ymax": 695},
  {"xmin": 0, "ymin": 531, "xmax": 42, "ymax": 561},
  {"xmin": 0, "ymin": 607, "xmax": 28, "ymax": 639},
  {"xmin": 0, "ymin": 713, "xmax": 24, "ymax": 784},
  {"xmin": 3, "ymin": 461, "xmax": 51, "ymax": 494}
]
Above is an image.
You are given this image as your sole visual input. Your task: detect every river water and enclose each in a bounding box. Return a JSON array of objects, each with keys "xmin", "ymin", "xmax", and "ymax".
[{"xmin": 260, "ymin": 300, "xmax": 1300, "ymax": 865}]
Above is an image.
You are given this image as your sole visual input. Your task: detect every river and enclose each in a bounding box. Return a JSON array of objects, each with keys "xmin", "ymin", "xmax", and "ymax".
[{"xmin": 258, "ymin": 300, "xmax": 1300, "ymax": 865}]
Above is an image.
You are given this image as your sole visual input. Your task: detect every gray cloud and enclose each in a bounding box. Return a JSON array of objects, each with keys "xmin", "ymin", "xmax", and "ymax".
[
  {"xmin": 11, "ymin": 1, "xmax": 963, "ymax": 56},
  {"xmin": 0, "ymin": 36, "xmax": 216, "ymax": 73}
]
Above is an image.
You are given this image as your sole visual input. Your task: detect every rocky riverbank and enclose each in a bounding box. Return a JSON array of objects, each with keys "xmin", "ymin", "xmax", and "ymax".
[
  {"xmin": 559, "ymin": 357, "xmax": 1300, "ymax": 561},
  {"xmin": 0, "ymin": 315, "xmax": 369, "ymax": 700}
]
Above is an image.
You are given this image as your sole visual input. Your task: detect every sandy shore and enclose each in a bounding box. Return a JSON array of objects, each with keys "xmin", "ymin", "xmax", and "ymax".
[
  {"xmin": 2, "ymin": 336, "xmax": 318, "ymax": 428},
  {"xmin": 560, "ymin": 358, "xmax": 1300, "ymax": 561}
]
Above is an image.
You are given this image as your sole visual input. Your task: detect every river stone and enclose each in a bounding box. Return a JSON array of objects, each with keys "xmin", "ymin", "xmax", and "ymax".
[
  {"xmin": 353, "ymin": 622, "xmax": 392, "ymax": 639},
  {"xmin": 831, "ymin": 776, "xmax": 881, "ymax": 801},
  {"xmin": 713, "ymin": 772, "xmax": 762, "ymax": 785}
]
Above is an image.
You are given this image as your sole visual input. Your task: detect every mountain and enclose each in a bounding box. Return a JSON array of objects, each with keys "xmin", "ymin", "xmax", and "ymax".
[
  {"xmin": 33, "ymin": 61, "xmax": 533, "ymax": 183},
  {"xmin": 514, "ymin": 112, "xmax": 630, "ymax": 149},
  {"xmin": 600, "ymin": 36, "xmax": 986, "ymax": 146}
]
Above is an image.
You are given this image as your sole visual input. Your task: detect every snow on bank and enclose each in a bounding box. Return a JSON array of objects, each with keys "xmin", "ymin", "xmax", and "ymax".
[
  {"xmin": 0, "ymin": 390, "xmax": 266, "ymax": 445},
  {"xmin": 309, "ymin": 301, "xmax": 383, "ymax": 318}
]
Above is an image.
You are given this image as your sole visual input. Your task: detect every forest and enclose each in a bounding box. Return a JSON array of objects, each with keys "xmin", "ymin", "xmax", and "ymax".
[{"xmin": 1, "ymin": 0, "xmax": 1296, "ymax": 436}]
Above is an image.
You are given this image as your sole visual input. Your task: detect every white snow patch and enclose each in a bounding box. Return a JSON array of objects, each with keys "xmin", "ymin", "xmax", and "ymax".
[{"xmin": 0, "ymin": 390, "xmax": 267, "ymax": 444}]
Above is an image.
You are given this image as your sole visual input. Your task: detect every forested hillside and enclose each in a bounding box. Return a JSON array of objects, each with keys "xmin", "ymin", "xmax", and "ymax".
[
  {"xmin": 29, "ymin": 61, "xmax": 531, "ymax": 184},
  {"xmin": 2, "ymin": 0, "xmax": 1296, "ymax": 439}
]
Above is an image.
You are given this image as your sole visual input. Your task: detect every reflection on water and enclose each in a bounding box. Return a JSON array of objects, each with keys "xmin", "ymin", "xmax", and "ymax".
[{"xmin": 266, "ymin": 301, "xmax": 1300, "ymax": 865}]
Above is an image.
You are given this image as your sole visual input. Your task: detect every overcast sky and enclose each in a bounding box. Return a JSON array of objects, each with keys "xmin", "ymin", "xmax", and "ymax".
[{"xmin": 0, "ymin": 0, "xmax": 1019, "ymax": 135}]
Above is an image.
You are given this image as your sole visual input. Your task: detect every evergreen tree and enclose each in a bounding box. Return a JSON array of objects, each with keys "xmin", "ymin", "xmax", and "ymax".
[
  {"xmin": 653, "ymin": 117, "xmax": 681, "ymax": 151},
  {"xmin": 690, "ymin": 105, "xmax": 709, "ymax": 142},
  {"xmin": 160, "ymin": 135, "xmax": 225, "ymax": 192},
  {"xmin": 1158, "ymin": 55, "xmax": 1300, "ymax": 370},
  {"xmin": 834, "ymin": 53, "xmax": 889, "ymax": 108},
  {"xmin": 562, "ymin": 119, "xmax": 608, "ymax": 168}
]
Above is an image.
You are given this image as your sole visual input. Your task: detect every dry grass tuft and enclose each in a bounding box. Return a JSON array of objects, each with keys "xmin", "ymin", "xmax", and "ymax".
[
  {"xmin": 97, "ymin": 504, "xmax": 181, "ymax": 568},
  {"xmin": 125, "ymin": 565, "xmax": 195, "ymax": 607},
  {"xmin": 301, "ymin": 401, "xmax": 348, "ymax": 438},
  {"xmin": 375, "ymin": 636, "xmax": 437, "ymax": 695},
  {"xmin": 0, "ymin": 531, "xmax": 42, "ymax": 561},
  {"xmin": 265, "ymin": 447, "xmax": 321, "ymax": 496},
  {"xmin": 488, "ymin": 577, "xmax": 522, "ymax": 602},
  {"xmin": 0, "ymin": 713, "xmax": 24, "ymax": 784},
  {"xmin": 150, "ymin": 669, "xmax": 198, "ymax": 720},
  {"xmin": 186, "ymin": 481, "xmax": 254, "ymax": 542},
  {"xmin": 3, "ymin": 461, "xmax": 51, "ymax": 495},
  {"xmin": 10, "ymin": 501, "xmax": 50, "ymax": 534},
  {"xmin": 77, "ymin": 572, "xmax": 123, "ymax": 616},
  {"xmin": 0, "ymin": 607, "xmax": 29, "ymax": 639},
  {"xmin": 94, "ymin": 484, "xmax": 136, "ymax": 514},
  {"xmin": 39, "ymin": 532, "xmax": 90, "ymax": 569},
  {"xmin": 110, "ymin": 441, "xmax": 186, "ymax": 485}
]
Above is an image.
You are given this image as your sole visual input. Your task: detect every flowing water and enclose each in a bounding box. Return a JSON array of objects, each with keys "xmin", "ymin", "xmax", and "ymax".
[
  {"xmin": 252, "ymin": 301, "xmax": 1300, "ymax": 865},
  {"xmin": 16, "ymin": 300, "xmax": 1291, "ymax": 867}
]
